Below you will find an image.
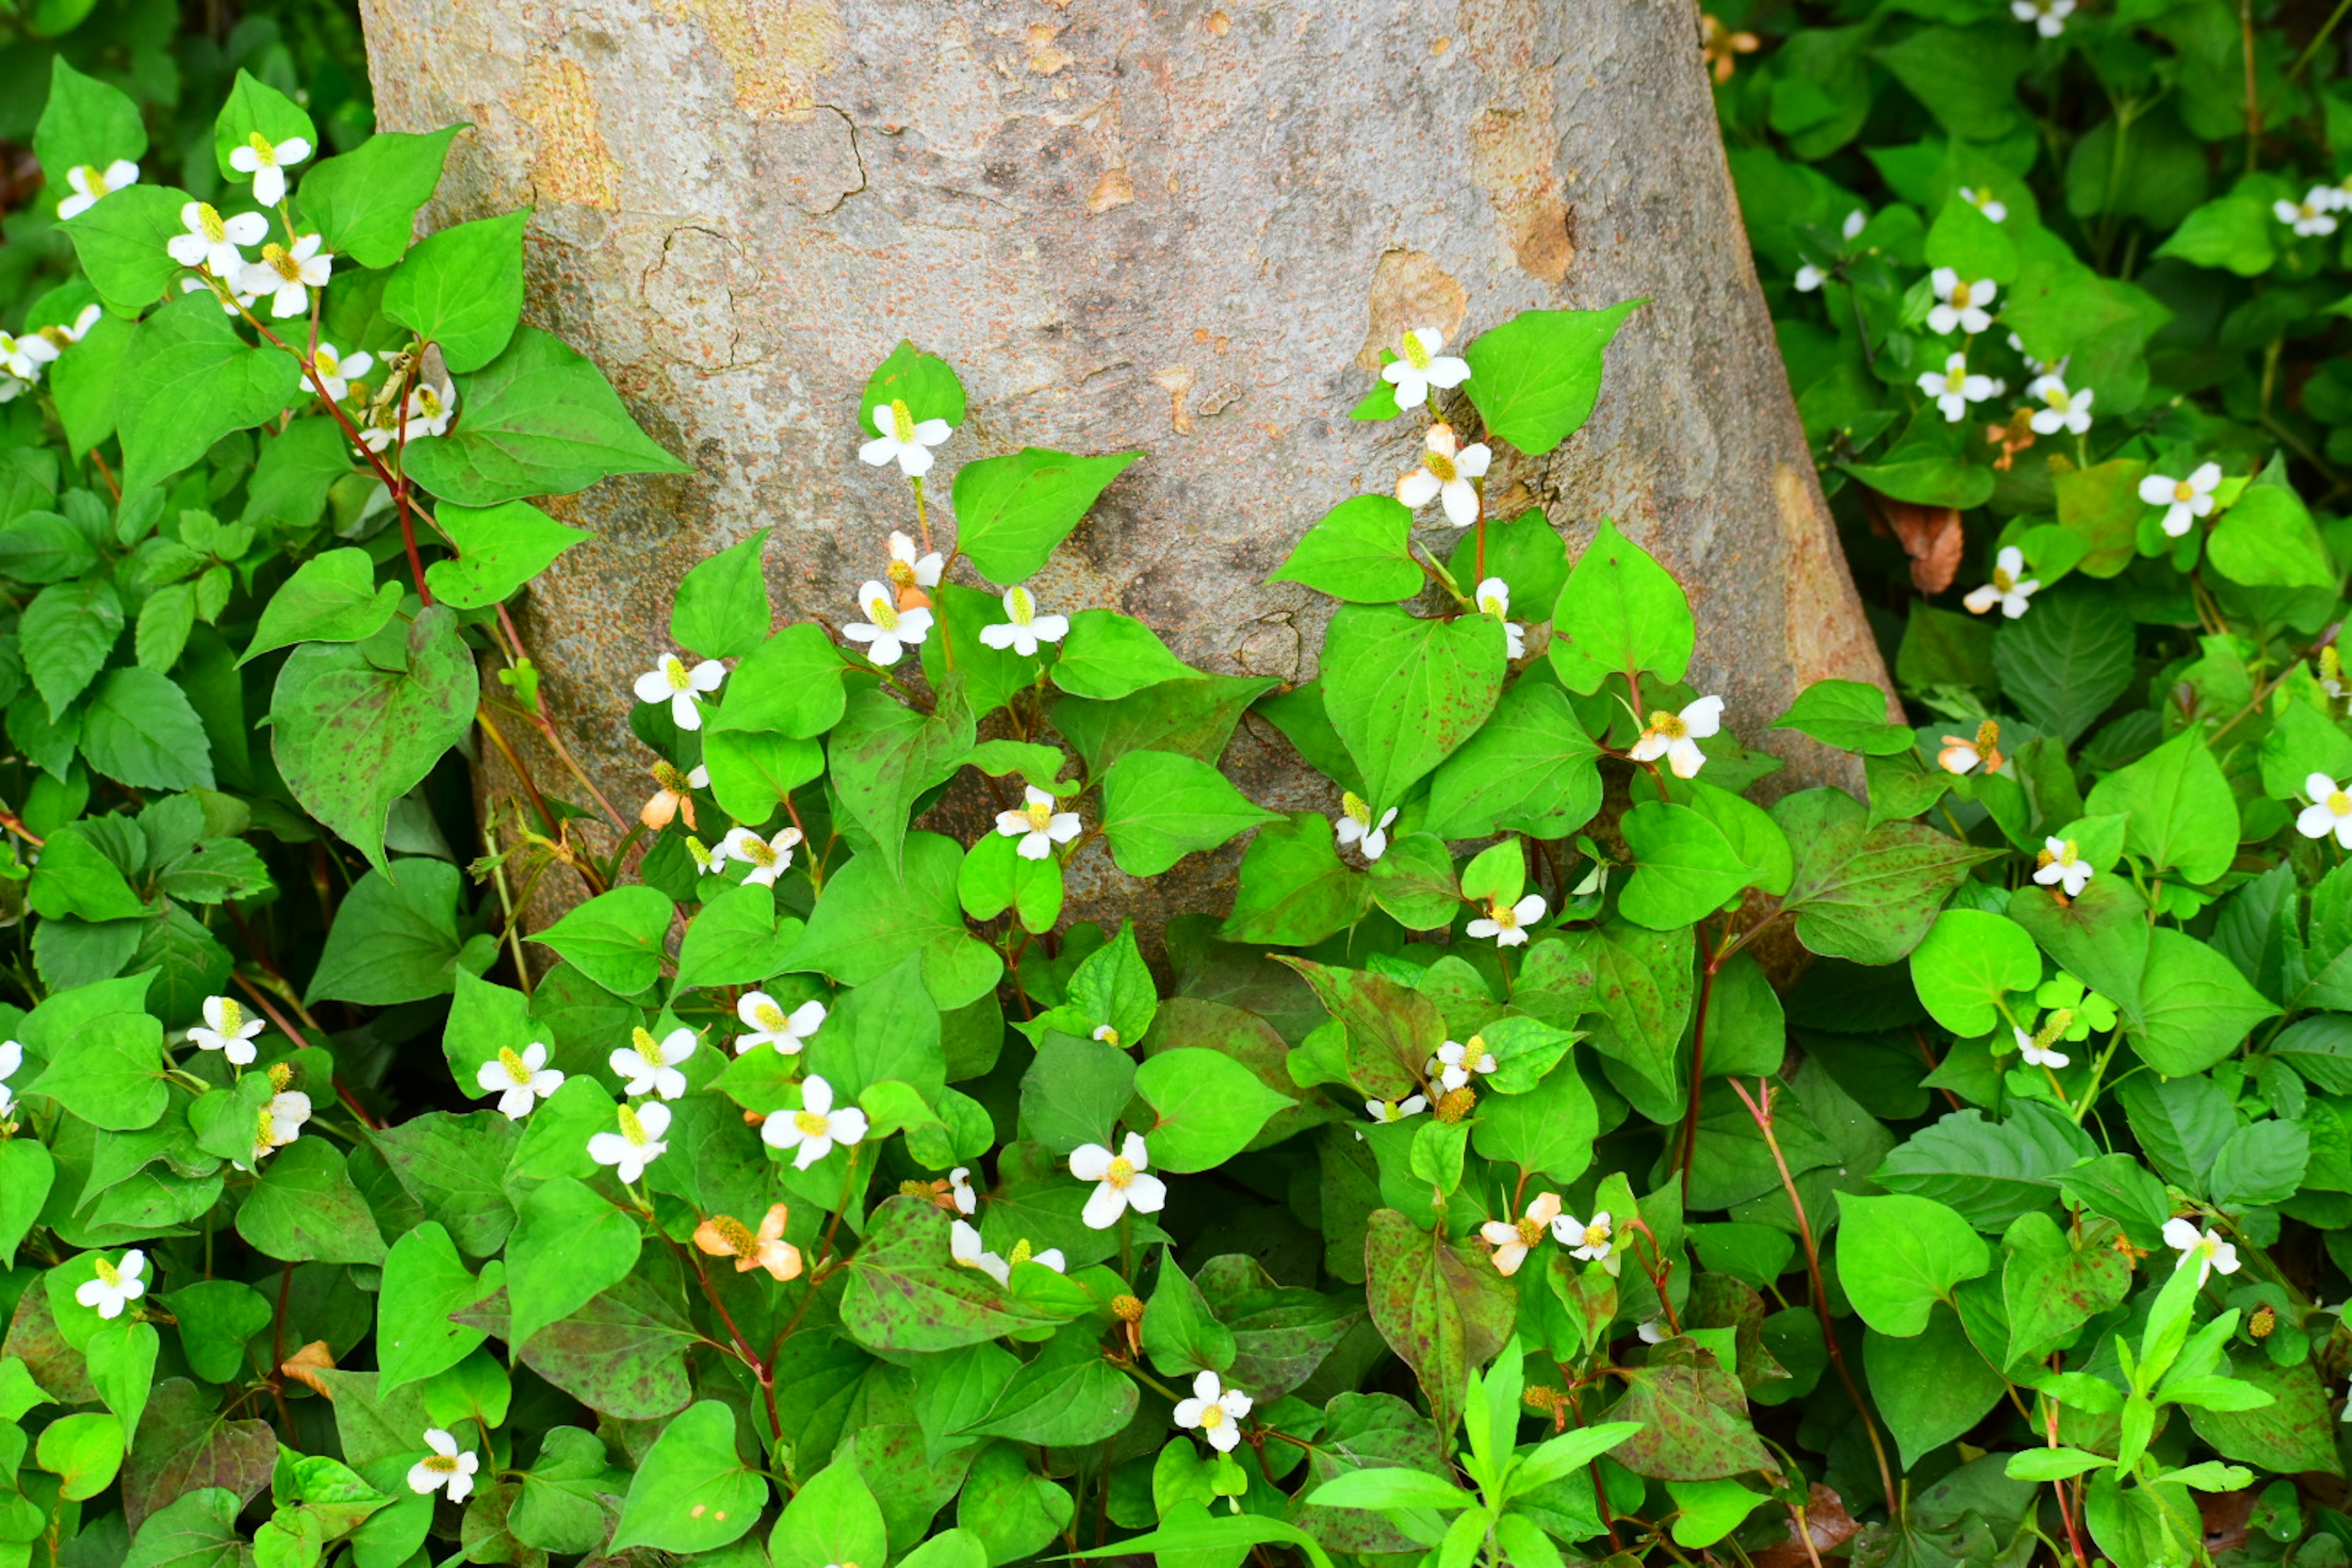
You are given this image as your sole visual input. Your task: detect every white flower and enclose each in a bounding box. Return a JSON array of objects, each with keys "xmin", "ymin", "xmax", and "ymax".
[
  {"xmin": 475, "ymin": 1042, "xmax": 564, "ymax": 1119},
  {"xmin": 950, "ymin": 1217, "xmax": 998, "ymax": 1276},
  {"xmin": 183, "ymin": 276, "xmax": 257, "ymax": 317},
  {"xmin": 1793, "ymin": 263, "xmax": 1827, "ymax": 293},
  {"xmin": 631, "ymin": 654, "xmax": 726, "ymax": 730},
  {"xmin": 0, "ymin": 1039, "xmax": 18, "ymax": 1119},
  {"xmin": 1630, "ymin": 695, "xmax": 1725, "ymax": 779},
  {"xmin": 1173, "ymin": 1370, "xmax": 1254, "ymax": 1453},
  {"xmin": 735, "ymin": 992, "xmax": 825, "ymax": 1055},
  {"xmin": 2011, "ymin": 0, "xmax": 2074, "ymax": 36},
  {"xmin": 1962, "ymin": 546, "xmax": 2040, "ymax": 619},
  {"xmin": 886, "ymin": 530, "xmax": 944, "ymax": 591},
  {"xmin": 1364, "ymin": 1095, "xmax": 1428, "ymax": 1125},
  {"xmin": 1927, "ymin": 270, "xmax": 1997, "ymax": 336},
  {"xmin": 238, "ymin": 234, "xmax": 334, "ymax": 320},
  {"xmin": 167, "ymin": 201, "xmax": 269, "ymax": 277},
  {"xmin": 1071, "ymin": 1131, "xmax": 1167, "ymax": 1229},
  {"xmin": 0, "ymin": 331, "xmax": 59, "ymax": 385},
  {"xmin": 2034, "ymin": 837, "xmax": 2094, "ymax": 898},
  {"xmin": 1960, "ymin": 185, "xmax": 2008, "ymax": 224},
  {"xmin": 1396, "ymin": 423, "xmax": 1491, "ymax": 527},
  {"xmin": 978, "ymin": 586, "xmax": 1071, "ymax": 657},
  {"xmin": 1466, "ymin": 892, "xmax": 1547, "ymax": 948},
  {"xmin": 50, "ymin": 305, "xmax": 102, "ymax": 345},
  {"xmin": 405, "ymin": 1429, "xmax": 480, "ymax": 1503},
  {"xmin": 1335, "ymin": 792, "xmax": 1396, "ymax": 861},
  {"xmin": 0, "ymin": 377, "xmax": 25, "ymax": 407},
  {"xmin": 1553, "ymin": 1208, "xmax": 1614, "ymax": 1263},
  {"xmin": 1433, "ymin": 1037, "xmax": 1496, "ymax": 1093},
  {"xmin": 75, "ymin": 1251, "xmax": 146, "ymax": 1319},
  {"xmin": 610, "ymin": 1025, "xmax": 698, "ymax": 1102},
  {"xmin": 1637, "ymin": 1317, "xmax": 1670, "ymax": 1344},
  {"xmin": 2163, "ymin": 1216, "xmax": 2240, "ymax": 1286},
  {"xmin": 761, "ymin": 1073, "xmax": 869, "ymax": 1170},
  {"xmin": 2026, "ymin": 375, "xmax": 2094, "ymax": 435},
  {"xmin": 949, "ymin": 1166, "xmax": 978, "ymax": 1216},
  {"xmin": 2013, "ymin": 1025, "xmax": 2071, "ymax": 1070},
  {"xmin": 1474, "ymin": 577, "xmax": 1526, "ymax": 659},
  {"xmin": 309, "ymin": 341, "xmax": 374, "ymax": 403},
  {"xmin": 1937, "ymin": 734, "xmax": 1992, "ymax": 776},
  {"xmin": 687, "ymin": 836, "xmax": 728, "ymax": 876},
  {"xmin": 404, "ymin": 382, "xmax": 456, "ymax": 440},
  {"xmin": 2137, "ymin": 462, "xmax": 2222, "ymax": 538},
  {"xmin": 842, "ymin": 579, "xmax": 934, "ymax": 667},
  {"xmin": 251, "ymin": 1090, "xmax": 310, "ymax": 1166},
  {"xmin": 1479, "ymin": 1192, "xmax": 1562, "ymax": 1278},
  {"xmin": 189, "ymin": 995, "xmax": 266, "ymax": 1066},
  {"xmin": 858, "ymin": 398, "xmax": 953, "ymax": 478},
  {"xmin": 58, "ymin": 159, "xmax": 138, "ymax": 220},
  {"xmin": 1379, "ymin": 328, "xmax": 1472, "ymax": 410},
  {"xmin": 2277, "ymin": 189, "xmax": 2340, "ymax": 238},
  {"xmin": 1092, "ymin": 1023, "xmax": 1125, "ymax": 1048},
  {"xmin": 995, "ymin": 785, "xmax": 1082, "ymax": 861},
  {"xmin": 587, "ymin": 1099, "xmax": 671, "ymax": 1183},
  {"xmin": 2300, "ymin": 775, "xmax": 2352, "ymax": 848},
  {"xmin": 721, "ymin": 824, "xmax": 804, "ymax": 887},
  {"xmin": 1842, "ymin": 209, "xmax": 1867, "ymax": 241},
  {"xmin": 228, "ymin": 131, "xmax": 312, "ymax": 207},
  {"xmin": 1918, "ymin": 350, "xmax": 1996, "ymax": 422},
  {"xmin": 2008, "ymin": 333, "xmax": 2060, "ymax": 376}
]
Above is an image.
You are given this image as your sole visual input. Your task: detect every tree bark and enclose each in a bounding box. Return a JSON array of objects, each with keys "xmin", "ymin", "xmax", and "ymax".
[{"xmin": 360, "ymin": 0, "xmax": 1888, "ymax": 916}]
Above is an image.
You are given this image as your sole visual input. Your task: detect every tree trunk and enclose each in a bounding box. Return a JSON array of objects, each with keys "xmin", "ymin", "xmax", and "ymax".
[{"xmin": 360, "ymin": 0, "xmax": 1889, "ymax": 918}]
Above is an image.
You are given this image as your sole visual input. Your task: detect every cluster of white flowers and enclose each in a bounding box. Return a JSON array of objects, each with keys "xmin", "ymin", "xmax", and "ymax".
[
  {"xmin": 844, "ymin": 580, "xmax": 933, "ymax": 667},
  {"xmin": 58, "ymin": 157, "xmax": 140, "ymax": 220},
  {"xmin": 1926, "ymin": 270, "xmax": 1997, "ymax": 337},
  {"xmin": 1173, "ymin": 1370, "xmax": 1254, "ymax": 1453},
  {"xmin": 1477, "ymin": 1194, "xmax": 1614, "ymax": 1276},
  {"xmin": 1430, "ymin": 1036, "xmax": 1495, "ymax": 1093},
  {"xmin": 2165, "ymin": 1216, "xmax": 2239, "ymax": 1285},
  {"xmin": 586, "ymin": 1099, "xmax": 671, "ymax": 1184},
  {"xmin": 0, "ymin": 305, "xmax": 104, "ymax": 407},
  {"xmin": 406, "ymin": 1428, "xmax": 481, "ymax": 1502},
  {"xmin": 356, "ymin": 382, "xmax": 457, "ymax": 454},
  {"xmin": 1467, "ymin": 891, "xmax": 1547, "ymax": 947},
  {"xmin": 1398, "ymin": 424, "xmax": 1491, "ymax": 527},
  {"xmin": 249, "ymin": 1084, "xmax": 312, "ymax": 1170},
  {"xmin": 722, "ymin": 824, "xmax": 803, "ymax": 887},
  {"xmin": 190, "ymin": 995, "xmax": 267, "ymax": 1065},
  {"xmin": 2025, "ymin": 373, "xmax": 2094, "ymax": 436},
  {"xmin": 1795, "ymin": 210, "xmax": 1870, "ymax": 293},
  {"xmin": 2276, "ymin": 185, "xmax": 2346, "ymax": 238}
]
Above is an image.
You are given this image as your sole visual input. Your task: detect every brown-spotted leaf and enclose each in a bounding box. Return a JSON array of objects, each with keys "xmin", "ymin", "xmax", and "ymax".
[
  {"xmin": 1276, "ymin": 958, "xmax": 1444, "ymax": 1101},
  {"xmin": 122, "ymin": 1378, "xmax": 275, "ymax": 1532},
  {"xmin": 1605, "ymin": 1338, "xmax": 1773, "ymax": 1481},
  {"xmin": 1362, "ymin": 1208, "xmax": 1515, "ymax": 1439}
]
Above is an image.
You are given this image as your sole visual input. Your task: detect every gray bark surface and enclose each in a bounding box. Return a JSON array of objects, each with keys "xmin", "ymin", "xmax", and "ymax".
[{"xmin": 361, "ymin": 0, "xmax": 1890, "ymax": 921}]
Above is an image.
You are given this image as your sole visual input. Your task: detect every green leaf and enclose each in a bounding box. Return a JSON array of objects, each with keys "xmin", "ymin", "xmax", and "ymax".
[
  {"xmin": 405, "ymin": 327, "xmax": 691, "ymax": 505},
  {"xmin": 270, "ymin": 606, "xmax": 480, "ymax": 873},
  {"xmin": 2152, "ymin": 190, "xmax": 2277, "ymax": 276},
  {"xmin": 787, "ymin": 835, "xmax": 1003, "ymax": 1011},
  {"xmin": 2207, "ymin": 484, "xmax": 2334, "ymax": 589},
  {"xmin": 1422, "ymin": 682, "xmax": 1602, "ymax": 840},
  {"xmin": 1099, "ymin": 749, "xmax": 1280, "ymax": 877},
  {"xmin": 529, "ymin": 884, "xmax": 674, "ymax": 996},
  {"xmin": 237, "ymin": 1140, "xmax": 388, "ymax": 1264},
  {"xmin": 24, "ymin": 1000, "xmax": 166, "ymax": 1132},
  {"xmin": 1833, "ymin": 1192, "xmax": 1991, "ymax": 1338},
  {"xmin": 1770, "ymin": 788, "xmax": 1992, "ymax": 964},
  {"xmin": 375, "ymin": 1224, "xmax": 493, "ymax": 1392},
  {"xmin": 64, "ymin": 186, "xmax": 192, "ymax": 316},
  {"xmin": 668, "ymin": 527, "xmax": 772, "ymax": 660},
  {"xmin": 1923, "ymin": 194, "xmax": 2018, "ymax": 283},
  {"xmin": 2083, "ymin": 731, "xmax": 2237, "ymax": 885},
  {"xmin": 957, "ymin": 1322, "xmax": 1137, "ymax": 1446},
  {"xmin": 1141, "ymin": 1248, "xmax": 1236, "ymax": 1378},
  {"xmin": 293, "ymin": 127, "xmax": 464, "ymax": 269},
  {"xmin": 1768, "ymin": 679, "xmax": 1910, "ymax": 755},
  {"xmin": 382, "ymin": 210, "xmax": 527, "ymax": 373},
  {"xmin": 423, "ymin": 500, "xmax": 590, "ymax": 609},
  {"xmin": 0, "ymin": 508, "xmax": 100, "ymax": 585},
  {"xmin": 710, "ymin": 622, "xmax": 851, "ymax": 738},
  {"xmin": 1463, "ymin": 301, "xmax": 1644, "ymax": 454},
  {"xmin": 1471, "ymin": 1054, "xmax": 1598, "ymax": 1183},
  {"xmin": 80, "ymin": 669, "xmax": 214, "ymax": 790},
  {"xmin": 950, "ymin": 448, "xmax": 1140, "ymax": 584},
  {"xmin": 243, "ymin": 416, "xmax": 358, "ymax": 532},
  {"xmin": 1, "ymin": 1140, "xmax": 57, "ymax": 1267},
  {"xmin": 1991, "ymin": 585, "xmax": 2135, "ymax": 744},
  {"xmin": 24, "ymin": 576, "xmax": 123, "ymax": 722},
  {"xmin": 1268, "ymin": 496, "xmax": 1422, "ymax": 602},
  {"xmin": 1134, "ymin": 1049, "xmax": 1293, "ymax": 1171},
  {"xmin": 1322, "ymin": 605, "xmax": 1504, "ymax": 810},
  {"xmin": 827, "ymin": 685, "xmax": 973, "ymax": 876},
  {"xmin": 2128, "ymin": 929, "xmax": 2278, "ymax": 1076},
  {"xmin": 1910, "ymin": 909, "xmax": 2040, "ymax": 1037},
  {"xmin": 1877, "ymin": 1104, "xmax": 2101, "ymax": 1231},
  {"xmin": 2185, "ymin": 1359, "xmax": 2344, "ymax": 1478},
  {"xmin": 1361, "ymin": 1208, "xmax": 1517, "ymax": 1439},
  {"xmin": 211, "ymin": 70, "xmax": 315, "ymax": 187},
  {"xmin": 117, "ymin": 289, "xmax": 303, "ymax": 499},
  {"xmin": 243, "ymin": 549, "xmax": 401, "ymax": 663},
  {"xmin": 306, "ymin": 859, "xmax": 466, "ymax": 1005},
  {"xmin": 703, "ymin": 728, "xmax": 824, "ymax": 826},
  {"xmin": 1604, "ymin": 1338, "xmax": 1773, "ymax": 1481},
  {"xmin": 136, "ymin": 584, "xmax": 197, "ymax": 674},
  {"xmin": 34, "ymin": 58, "xmax": 146, "ymax": 184},
  {"xmin": 674, "ymin": 881, "xmax": 802, "ymax": 991},
  {"xmin": 1546, "ymin": 518, "xmax": 1694, "ymax": 696},
  {"xmin": 1619, "ymin": 800, "xmax": 1767, "ymax": 930},
  {"xmin": 1368, "ymin": 832, "xmax": 1461, "ymax": 932},
  {"xmin": 2002, "ymin": 1212, "xmax": 2132, "ymax": 1370},
  {"xmin": 508, "ymin": 1176, "xmax": 643, "ymax": 1347},
  {"xmin": 611, "ymin": 1400, "xmax": 768, "ymax": 1552},
  {"xmin": 1219, "ymin": 814, "xmax": 1373, "ymax": 946},
  {"xmin": 859, "ymin": 341, "xmax": 966, "ymax": 433},
  {"xmin": 1019, "ymin": 1032, "xmax": 1136, "ymax": 1155},
  {"xmin": 1305, "ymin": 1468, "xmax": 1478, "ymax": 1512},
  {"xmin": 1864, "ymin": 1308, "xmax": 2007, "ymax": 1471},
  {"xmin": 806, "ymin": 955, "xmax": 946, "ymax": 1102},
  {"xmin": 123, "ymin": 1488, "xmax": 247, "ymax": 1568},
  {"xmin": 839, "ymin": 1197, "xmax": 1060, "ymax": 1352},
  {"xmin": 39, "ymin": 1411, "xmax": 126, "ymax": 1501},
  {"xmin": 1446, "ymin": 508, "xmax": 1572, "ymax": 611},
  {"xmin": 1048, "ymin": 610, "xmax": 1200, "ymax": 700}
]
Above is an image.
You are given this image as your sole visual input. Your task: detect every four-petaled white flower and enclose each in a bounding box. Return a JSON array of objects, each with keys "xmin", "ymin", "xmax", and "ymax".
[
  {"xmin": 1918, "ymin": 350, "xmax": 1996, "ymax": 423},
  {"xmin": 951, "ymin": 1220, "xmax": 1065, "ymax": 1286},
  {"xmin": 1960, "ymin": 186, "xmax": 2008, "ymax": 224},
  {"xmin": 189, "ymin": 995, "xmax": 266, "ymax": 1065},
  {"xmin": 696, "ymin": 1204, "xmax": 803, "ymax": 1280},
  {"xmin": 886, "ymin": 530, "xmax": 943, "ymax": 592},
  {"xmin": 1474, "ymin": 576, "xmax": 1526, "ymax": 659},
  {"xmin": 978, "ymin": 585, "xmax": 1070, "ymax": 657},
  {"xmin": 404, "ymin": 382, "xmax": 456, "ymax": 440},
  {"xmin": 1962, "ymin": 546, "xmax": 2040, "ymax": 619},
  {"xmin": 2277, "ymin": 188, "xmax": 2340, "ymax": 238},
  {"xmin": 2163, "ymin": 1216, "xmax": 2240, "ymax": 1286},
  {"xmin": 1937, "ymin": 731, "xmax": 1996, "ymax": 777},
  {"xmin": 2011, "ymin": 0, "xmax": 2074, "ymax": 36},
  {"xmin": 238, "ymin": 234, "xmax": 334, "ymax": 319},
  {"xmin": 1364, "ymin": 1095, "xmax": 1428, "ymax": 1126},
  {"xmin": 996, "ymin": 785, "xmax": 1082, "ymax": 861},
  {"xmin": 587, "ymin": 1099, "xmax": 671, "ymax": 1183},
  {"xmin": 406, "ymin": 1429, "xmax": 480, "ymax": 1502},
  {"xmin": 859, "ymin": 398, "xmax": 953, "ymax": 478},
  {"xmin": 722, "ymin": 824, "xmax": 804, "ymax": 886},
  {"xmin": 477, "ymin": 1042, "xmax": 563, "ymax": 1119},
  {"xmin": 59, "ymin": 159, "xmax": 140, "ymax": 220},
  {"xmin": 1466, "ymin": 892, "xmax": 1547, "ymax": 947},
  {"xmin": 309, "ymin": 341, "xmax": 374, "ymax": 403},
  {"xmin": 611, "ymin": 1025, "xmax": 698, "ymax": 1102},
  {"xmin": 1479, "ymin": 1192, "xmax": 1562, "ymax": 1277},
  {"xmin": 0, "ymin": 1038, "xmax": 19, "ymax": 1120},
  {"xmin": 1071, "ymin": 1131, "xmax": 1167, "ymax": 1229},
  {"xmin": 736, "ymin": 991, "xmax": 826, "ymax": 1055},
  {"xmin": 1335, "ymin": 792, "xmax": 1396, "ymax": 861},
  {"xmin": 2300, "ymin": 774, "xmax": 2352, "ymax": 848},
  {"xmin": 251, "ymin": 1090, "xmax": 311, "ymax": 1166},
  {"xmin": 1174, "ymin": 1370, "xmax": 1254, "ymax": 1453},
  {"xmin": 2137, "ymin": 462, "xmax": 2221, "ymax": 538},
  {"xmin": 2027, "ymin": 375, "xmax": 2094, "ymax": 435},
  {"xmin": 1396, "ymin": 423, "xmax": 1491, "ymax": 527},
  {"xmin": 168, "ymin": 201, "xmax": 270, "ymax": 277},
  {"xmin": 2034, "ymin": 837, "xmax": 2094, "ymax": 898},
  {"xmin": 2013, "ymin": 1025, "xmax": 2070, "ymax": 1070},
  {"xmin": 1380, "ymin": 328, "xmax": 1472, "ymax": 410},
  {"xmin": 762, "ymin": 1072, "xmax": 869, "ymax": 1169},
  {"xmin": 0, "ymin": 331, "xmax": 59, "ymax": 384},
  {"xmin": 843, "ymin": 579, "xmax": 933, "ymax": 666},
  {"xmin": 229, "ymin": 131, "xmax": 312, "ymax": 207},
  {"xmin": 1793, "ymin": 263, "xmax": 1827, "ymax": 293},
  {"xmin": 640, "ymin": 761, "xmax": 708, "ymax": 831},
  {"xmin": 633, "ymin": 654, "xmax": 725, "ymax": 730},
  {"xmin": 949, "ymin": 1166, "xmax": 978, "ymax": 1216},
  {"xmin": 76, "ymin": 1250, "xmax": 146, "ymax": 1319},
  {"xmin": 1554, "ymin": 1208, "xmax": 1614, "ymax": 1262},
  {"xmin": 1433, "ymin": 1036, "xmax": 1497, "ymax": 1093},
  {"xmin": 1630, "ymin": 695, "xmax": 1725, "ymax": 780},
  {"xmin": 1927, "ymin": 270, "xmax": 1997, "ymax": 336}
]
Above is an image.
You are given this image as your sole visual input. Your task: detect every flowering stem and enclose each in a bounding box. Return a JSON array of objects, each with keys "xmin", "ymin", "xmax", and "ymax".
[
  {"xmin": 230, "ymin": 970, "xmax": 377, "ymax": 1129},
  {"xmin": 679, "ymin": 1240, "xmax": 782, "ymax": 1444}
]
